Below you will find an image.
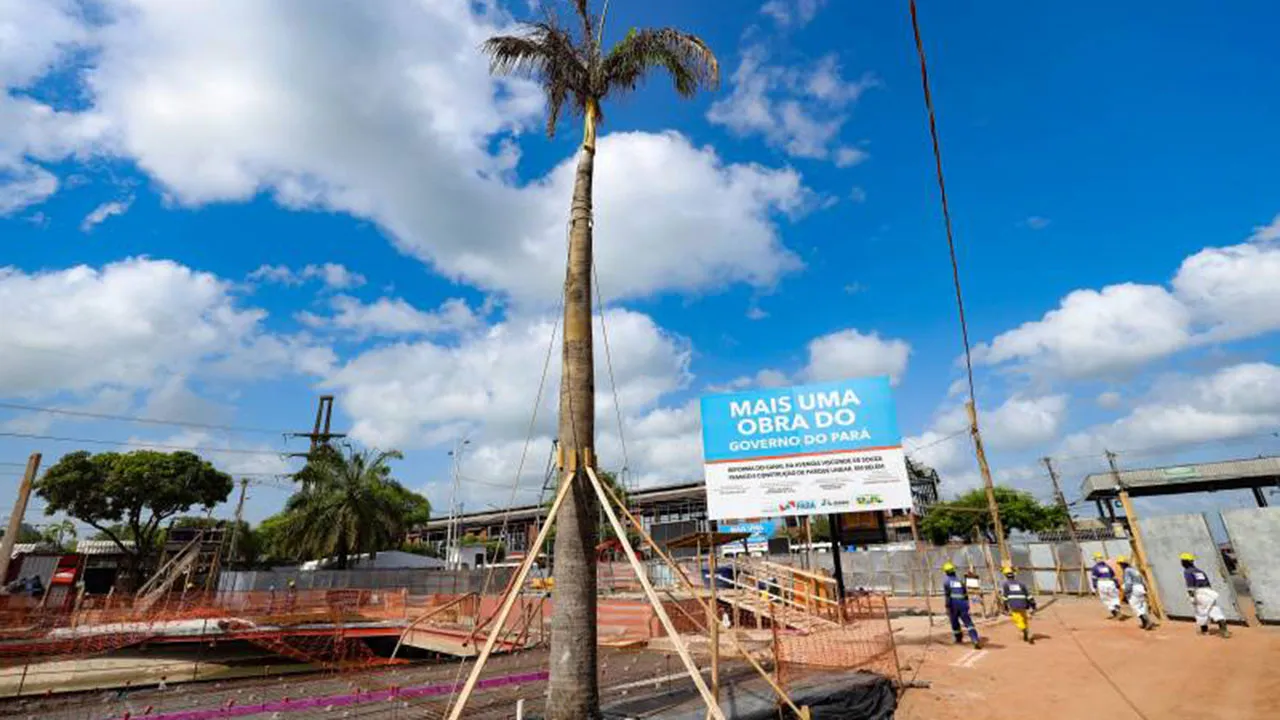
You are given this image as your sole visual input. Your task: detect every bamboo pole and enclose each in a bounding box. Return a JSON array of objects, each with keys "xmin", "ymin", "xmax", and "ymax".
[
  {"xmin": 708, "ymin": 538, "xmax": 720, "ymax": 719},
  {"xmin": 444, "ymin": 473, "xmax": 575, "ymax": 720},
  {"xmin": 1106, "ymin": 452, "xmax": 1166, "ymax": 620},
  {"xmin": 584, "ymin": 468, "xmax": 726, "ymax": 720},
  {"xmin": 592, "ymin": 473, "xmax": 805, "ymax": 717}
]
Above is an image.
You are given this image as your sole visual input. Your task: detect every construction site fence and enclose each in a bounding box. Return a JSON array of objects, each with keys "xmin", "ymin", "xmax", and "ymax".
[
  {"xmin": 775, "ymin": 593, "xmax": 899, "ymax": 682},
  {"xmin": 217, "ymin": 568, "xmax": 517, "ymax": 596},
  {"xmin": 771, "ymin": 538, "xmax": 1134, "ymax": 597}
]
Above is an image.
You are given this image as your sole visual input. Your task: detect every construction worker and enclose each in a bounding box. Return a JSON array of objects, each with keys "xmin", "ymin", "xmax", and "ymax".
[
  {"xmin": 1117, "ymin": 556, "xmax": 1153, "ymax": 630},
  {"xmin": 942, "ymin": 562, "xmax": 981, "ymax": 648},
  {"xmin": 1090, "ymin": 551, "xmax": 1122, "ymax": 618},
  {"xmin": 999, "ymin": 565, "xmax": 1036, "ymax": 644},
  {"xmin": 1180, "ymin": 553, "xmax": 1229, "ymax": 638}
]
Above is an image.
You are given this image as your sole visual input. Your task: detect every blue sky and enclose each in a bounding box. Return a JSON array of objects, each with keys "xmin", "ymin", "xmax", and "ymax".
[{"xmin": 3, "ymin": 0, "xmax": 1279, "ymax": 532}]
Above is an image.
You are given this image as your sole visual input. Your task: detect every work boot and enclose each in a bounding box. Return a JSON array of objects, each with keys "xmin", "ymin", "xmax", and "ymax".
[
  {"xmin": 972, "ymin": 637, "xmax": 982, "ymax": 649},
  {"xmin": 1138, "ymin": 615, "xmax": 1149, "ymax": 630},
  {"xmin": 1218, "ymin": 621, "xmax": 1231, "ymax": 639},
  {"xmin": 1109, "ymin": 608, "xmax": 1119, "ymax": 619},
  {"xmin": 953, "ymin": 634, "xmax": 964, "ymax": 644},
  {"xmin": 1200, "ymin": 625, "xmax": 1209, "ymax": 635},
  {"xmin": 1022, "ymin": 628, "xmax": 1031, "ymax": 644}
]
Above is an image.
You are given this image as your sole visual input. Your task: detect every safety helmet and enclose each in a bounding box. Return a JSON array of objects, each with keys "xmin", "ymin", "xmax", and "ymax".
[
  {"xmin": 1116, "ymin": 555, "xmax": 1130, "ymax": 565},
  {"xmin": 1092, "ymin": 551, "xmax": 1105, "ymax": 559},
  {"xmin": 942, "ymin": 561, "xmax": 956, "ymax": 573},
  {"xmin": 1001, "ymin": 565, "xmax": 1014, "ymax": 576},
  {"xmin": 1179, "ymin": 552, "xmax": 1195, "ymax": 562}
]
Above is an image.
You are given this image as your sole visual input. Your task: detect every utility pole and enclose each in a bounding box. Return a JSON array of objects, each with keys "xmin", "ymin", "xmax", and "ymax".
[
  {"xmin": 966, "ymin": 401, "xmax": 1009, "ymax": 565},
  {"xmin": 827, "ymin": 513, "xmax": 847, "ymax": 620},
  {"xmin": 1041, "ymin": 457, "xmax": 1079, "ymax": 539},
  {"xmin": 289, "ymin": 395, "xmax": 347, "ymax": 458},
  {"xmin": 0, "ymin": 453, "xmax": 42, "ymax": 583},
  {"xmin": 1106, "ymin": 451, "xmax": 1165, "ymax": 620},
  {"xmin": 226, "ymin": 478, "xmax": 249, "ymax": 569},
  {"xmin": 446, "ymin": 438, "xmax": 470, "ymax": 570}
]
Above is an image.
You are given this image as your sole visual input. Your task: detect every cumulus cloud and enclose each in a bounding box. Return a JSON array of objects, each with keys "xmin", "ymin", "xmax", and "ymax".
[
  {"xmin": 80, "ymin": 196, "xmax": 133, "ymax": 231},
  {"xmin": 1058, "ymin": 362, "xmax": 1280, "ymax": 458},
  {"xmin": 974, "ymin": 214, "xmax": 1280, "ymax": 378},
  {"xmin": 299, "ymin": 295, "xmax": 480, "ymax": 339},
  {"xmin": 0, "ymin": 257, "xmax": 320, "ymax": 398},
  {"xmin": 802, "ymin": 329, "xmax": 911, "ymax": 386},
  {"xmin": 3, "ymin": 1, "xmax": 804, "ymax": 307},
  {"xmin": 759, "ymin": 0, "xmax": 826, "ymax": 28},
  {"xmin": 708, "ymin": 45, "xmax": 878, "ymax": 164},
  {"xmin": 974, "ymin": 284, "xmax": 1191, "ymax": 378},
  {"xmin": 249, "ymin": 263, "xmax": 366, "ymax": 290}
]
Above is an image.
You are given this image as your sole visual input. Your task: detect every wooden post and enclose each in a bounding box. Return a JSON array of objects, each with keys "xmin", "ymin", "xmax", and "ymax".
[
  {"xmin": 803, "ymin": 516, "xmax": 815, "ymax": 572},
  {"xmin": 1106, "ymin": 451, "xmax": 1166, "ymax": 621},
  {"xmin": 445, "ymin": 473, "xmax": 575, "ymax": 720},
  {"xmin": 584, "ymin": 468, "xmax": 726, "ymax": 720},
  {"xmin": 592, "ymin": 475, "xmax": 805, "ymax": 718},
  {"xmin": 707, "ymin": 537, "xmax": 720, "ymax": 718},
  {"xmin": 966, "ymin": 402, "xmax": 1009, "ymax": 566},
  {"xmin": 0, "ymin": 453, "xmax": 41, "ymax": 584},
  {"xmin": 827, "ymin": 513, "xmax": 847, "ymax": 624}
]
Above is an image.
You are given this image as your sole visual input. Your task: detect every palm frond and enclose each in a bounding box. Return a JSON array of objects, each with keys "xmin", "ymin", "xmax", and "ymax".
[
  {"xmin": 482, "ymin": 21, "xmax": 591, "ymax": 137},
  {"xmin": 601, "ymin": 28, "xmax": 719, "ymax": 99}
]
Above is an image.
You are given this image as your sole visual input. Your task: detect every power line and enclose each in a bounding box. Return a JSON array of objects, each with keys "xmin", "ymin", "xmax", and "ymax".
[
  {"xmin": 0, "ymin": 431, "xmax": 290, "ymax": 457},
  {"xmin": 904, "ymin": 428, "xmax": 968, "ymax": 454},
  {"xmin": 0, "ymin": 400, "xmax": 289, "ymax": 436}
]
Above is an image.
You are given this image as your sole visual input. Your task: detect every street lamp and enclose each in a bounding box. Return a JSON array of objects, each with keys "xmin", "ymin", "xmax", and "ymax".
[{"xmin": 445, "ymin": 438, "xmax": 471, "ymax": 570}]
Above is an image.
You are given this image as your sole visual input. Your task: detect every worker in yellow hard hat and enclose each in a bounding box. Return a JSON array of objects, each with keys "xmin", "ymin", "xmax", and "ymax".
[
  {"xmin": 1116, "ymin": 556, "xmax": 1153, "ymax": 630},
  {"xmin": 942, "ymin": 562, "xmax": 980, "ymax": 648},
  {"xmin": 1089, "ymin": 551, "xmax": 1122, "ymax": 618},
  {"xmin": 999, "ymin": 565, "xmax": 1036, "ymax": 644},
  {"xmin": 1181, "ymin": 553, "xmax": 1229, "ymax": 638}
]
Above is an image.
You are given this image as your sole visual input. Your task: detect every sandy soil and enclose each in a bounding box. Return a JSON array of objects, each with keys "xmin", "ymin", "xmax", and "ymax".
[{"xmin": 894, "ymin": 596, "xmax": 1280, "ymax": 720}]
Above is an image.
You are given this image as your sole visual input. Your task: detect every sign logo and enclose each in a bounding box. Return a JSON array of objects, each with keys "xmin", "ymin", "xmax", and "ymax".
[{"xmin": 855, "ymin": 494, "xmax": 885, "ymax": 506}]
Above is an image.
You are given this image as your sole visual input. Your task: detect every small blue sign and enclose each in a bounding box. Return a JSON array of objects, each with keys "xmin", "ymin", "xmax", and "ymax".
[
  {"xmin": 700, "ymin": 376, "xmax": 902, "ymax": 463},
  {"xmin": 717, "ymin": 519, "xmax": 778, "ymax": 547}
]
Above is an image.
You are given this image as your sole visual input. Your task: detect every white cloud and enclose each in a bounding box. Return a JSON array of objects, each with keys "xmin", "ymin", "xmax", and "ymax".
[
  {"xmin": 1022, "ymin": 216, "xmax": 1050, "ymax": 230},
  {"xmin": 0, "ymin": 0, "xmax": 108, "ymax": 213},
  {"xmin": 759, "ymin": 0, "xmax": 826, "ymax": 28},
  {"xmin": 975, "ymin": 214, "xmax": 1280, "ymax": 379},
  {"xmin": 0, "ymin": 257, "xmax": 318, "ymax": 398},
  {"xmin": 973, "ymin": 283, "xmax": 1192, "ymax": 378},
  {"xmin": 746, "ymin": 306, "xmax": 769, "ymax": 321},
  {"xmin": 80, "ymin": 196, "xmax": 133, "ymax": 232},
  {"xmin": 982, "ymin": 394, "xmax": 1069, "ymax": 451},
  {"xmin": 248, "ymin": 263, "xmax": 367, "ymax": 290},
  {"xmin": 1096, "ymin": 391, "xmax": 1123, "ymax": 409},
  {"xmin": 849, "ymin": 186, "xmax": 867, "ymax": 204},
  {"xmin": 802, "ymin": 329, "xmax": 910, "ymax": 386},
  {"xmin": 833, "ymin": 146, "xmax": 868, "ymax": 168},
  {"xmin": 708, "ymin": 45, "xmax": 878, "ymax": 165},
  {"xmin": 324, "ymin": 308, "xmax": 690, "ymax": 452},
  {"xmin": 1172, "ymin": 241, "xmax": 1280, "ymax": 341},
  {"xmin": 1247, "ymin": 213, "xmax": 1280, "ymax": 243},
  {"xmin": 300, "ymin": 295, "xmax": 480, "ymax": 339},
  {"xmin": 1059, "ymin": 362, "xmax": 1280, "ymax": 457}
]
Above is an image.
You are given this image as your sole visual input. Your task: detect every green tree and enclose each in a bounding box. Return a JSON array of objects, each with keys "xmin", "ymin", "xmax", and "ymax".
[
  {"xmin": 40, "ymin": 519, "xmax": 77, "ymax": 551},
  {"xmin": 920, "ymin": 486, "xmax": 1067, "ymax": 545},
  {"xmin": 483, "ymin": 5, "xmax": 717, "ymax": 714},
  {"xmin": 274, "ymin": 447, "xmax": 424, "ymax": 569},
  {"xmin": 36, "ymin": 450, "xmax": 233, "ymax": 579},
  {"xmin": 0, "ymin": 523, "xmax": 42, "ymax": 544}
]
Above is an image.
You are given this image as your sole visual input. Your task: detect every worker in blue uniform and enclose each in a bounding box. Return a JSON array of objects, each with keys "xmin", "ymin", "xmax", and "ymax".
[
  {"xmin": 999, "ymin": 565, "xmax": 1036, "ymax": 644},
  {"xmin": 942, "ymin": 562, "xmax": 981, "ymax": 648},
  {"xmin": 1181, "ymin": 553, "xmax": 1230, "ymax": 638},
  {"xmin": 1089, "ymin": 551, "xmax": 1122, "ymax": 618}
]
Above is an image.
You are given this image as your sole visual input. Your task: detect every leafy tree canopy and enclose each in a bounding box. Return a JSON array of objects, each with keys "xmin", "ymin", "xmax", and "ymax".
[
  {"xmin": 36, "ymin": 450, "xmax": 234, "ymax": 570},
  {"xmin": 920, "ymin": 486, "xmax": 1067, "ymax": 545}
]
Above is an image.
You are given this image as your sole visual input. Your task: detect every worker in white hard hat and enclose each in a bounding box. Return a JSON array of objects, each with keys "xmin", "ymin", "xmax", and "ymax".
[
  {"xmin": 1180, "ymin": 553, "xmax": 1229, "ymax": 638},
  {"xmin": 1116, "ymin": 556, "xmax": 1153, "ymax": 630},
  {"xmin": 1089, "ymin": 551, "xmax": 1122, "ymax": 618}
]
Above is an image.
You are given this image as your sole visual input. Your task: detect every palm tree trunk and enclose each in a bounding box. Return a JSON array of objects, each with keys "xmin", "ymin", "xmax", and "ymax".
[{"xmin": 547, "ymin": 125, "xmax": 600, "ymax": 719}]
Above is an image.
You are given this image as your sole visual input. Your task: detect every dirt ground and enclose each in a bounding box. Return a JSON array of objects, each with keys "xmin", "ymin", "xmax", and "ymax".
[{"xmin": 893, "ymin": 596, "xmax": 1280, "ymax": 720}]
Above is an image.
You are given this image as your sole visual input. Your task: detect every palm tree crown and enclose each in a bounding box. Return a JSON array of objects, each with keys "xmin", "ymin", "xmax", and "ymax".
[{"xmin": 482, "ymin": 0, "xmax": 719, "ymax": 147}]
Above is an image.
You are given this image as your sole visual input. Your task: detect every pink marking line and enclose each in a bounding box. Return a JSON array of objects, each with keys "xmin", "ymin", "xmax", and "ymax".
[{"xmin": 121, "ymin": 670, "xmax": 549, "ymax": 720}]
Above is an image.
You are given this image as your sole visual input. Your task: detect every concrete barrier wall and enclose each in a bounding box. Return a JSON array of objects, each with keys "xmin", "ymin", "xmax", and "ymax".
[
  {"xmin": 218, "ymin": 568, "xmax": 514, "ymax": 595},
  {"xmin": 1222, "ymin": 507, "xmax": 1280, "ymax": 623},
  {"xmin": 1137, "ymin": 513, "xmax": 1242, "ymax": 622}
]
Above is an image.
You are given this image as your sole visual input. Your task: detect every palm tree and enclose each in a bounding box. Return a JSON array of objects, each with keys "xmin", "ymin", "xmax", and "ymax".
[
  {"xmin": 483, "ymin": 4, "xmax": 718, "ymax": 716},
  {"xmin": 278, "ymin": 447, "xmax": 410, "ymax": 569}
]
